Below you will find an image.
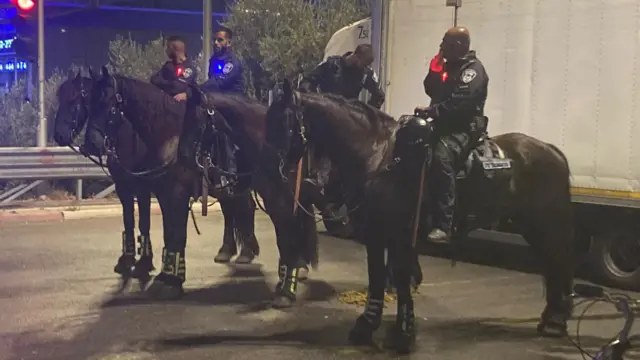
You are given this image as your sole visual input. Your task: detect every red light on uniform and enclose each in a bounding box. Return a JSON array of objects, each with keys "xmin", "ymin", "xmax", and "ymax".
[
  {"xmin": 176, "ymin": 66, "xmax": 183, "ymax": 76},
  {"xmin": 441, "ymin": 72, "xmax": 448, "ymax": 82},
  {"xmin": 12, "ymin": 0, "xmax": 35, "ymax": 12}
]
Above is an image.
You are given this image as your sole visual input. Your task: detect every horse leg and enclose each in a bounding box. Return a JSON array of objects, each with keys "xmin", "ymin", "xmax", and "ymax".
[
  {"xmin": 528, "ymin": 219, "xmax": 574, "ymax": 337},
  {"xmin": 233, "ymin": 193, "xmax": 260, "ymax": 264},
  {"xmin": 214, "ymin": 198, "xmax": 238, "ymax": 263},
  {"xmin": 146, "ymin": 186, "xmax": 190, "ymax": 300},
  {"xmin": 521, "ymin": 213, "xmax": 574, "ymax": 337},
  {"xmin": 113, "ymin": 181, "xmax": 136, "ymax": 278},
  {"xmin": 348, "ymin": 227, "xmax": 387, "ymax": 345},
  {"xmin": 132, "ymin": 187, "xmax": 155, "ymax": 285},
  {"xmin": 385, "ymin": 230, "xmax": 417, "ymax": 353}
]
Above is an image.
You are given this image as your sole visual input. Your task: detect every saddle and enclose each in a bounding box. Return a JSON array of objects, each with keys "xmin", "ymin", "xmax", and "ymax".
[
  {"xmin": 184, "ymin": 87, "xmax": 239, "ymax": 196},
  {"xmin": 455, "ymin": 117, "xmax": 512, "ymax": 180}
]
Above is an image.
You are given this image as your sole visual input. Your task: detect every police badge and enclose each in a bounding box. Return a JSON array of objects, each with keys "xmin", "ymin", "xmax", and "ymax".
[
  {"xmin": 461, "ymin": 68, "xmax": 477, "ymax": 83},
  {"xmin": 223, "ymin": 62, "xmax": 234, "ymax": 74},
  {"xmin": 183, "ymin": 68, "xmax": 193, "ymax": 78}
]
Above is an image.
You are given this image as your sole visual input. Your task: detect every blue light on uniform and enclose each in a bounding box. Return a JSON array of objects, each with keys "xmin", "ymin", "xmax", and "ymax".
[{"xmin": 212, "ymin": 60, "xmax": 224, "ymax": 75}]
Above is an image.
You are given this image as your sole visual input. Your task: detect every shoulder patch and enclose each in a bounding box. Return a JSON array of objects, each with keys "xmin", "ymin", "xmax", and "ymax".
[
  {"xmin": 223, "ymin": 62, "xmax": 234, "ymax": 74},
  {"xmin": 183, "ymin": 68, "xmax": 193, "ymax": 78},
  {"xmin": 371, "ymin": 71, "xmax": 379, "ymax": 83},
  {"xmin": 461, "ymin": 68, "xmax": 477, "ymax": 83}
]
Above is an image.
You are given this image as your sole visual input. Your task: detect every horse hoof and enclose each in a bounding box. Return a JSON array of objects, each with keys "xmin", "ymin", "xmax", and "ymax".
[
  {"xmin": 298, "ymin": 266, "xmax": 309, "ymax": 281},
  {"xmin": 536, "ymin": 320, "xmax": 567, "ymax": 338},
  {"xmin": 214, "ymin": 251, "xmax": 234, "ymax": 264},
  {"xmin": 145, "ymin": 276, "xmax": 184, "ymax": 300},
  {"xmin": 348, "ymin": 325, "xmax": 374, "ymax": 346},
  {"xmin": 272, "ymin": 294, "xmax": 295, "ymax": 309},
  {"xmin": 234, "ymin": 250, "xmax": 255, "ymax": 265},
  {"xmin": 384, "ymin": 326, "xmax": 417, "ymax": 354},
  {"xmin": 132, "ymin": 256, "xmax": 155, "ymax": 279},
  {"xmin": 113, "ymin": 255, "xmax": 135, "ymax": 275}
]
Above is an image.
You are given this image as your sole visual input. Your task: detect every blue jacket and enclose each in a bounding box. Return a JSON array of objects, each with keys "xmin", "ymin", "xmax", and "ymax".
[{"xmin": 201, "ymin": 50, "xmax": 245, "ymax": 94}]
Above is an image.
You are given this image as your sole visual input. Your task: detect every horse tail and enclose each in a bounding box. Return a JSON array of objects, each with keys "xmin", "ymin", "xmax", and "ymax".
[{"xmin": 546, "ymin": 143, "xmax": 570, "ymax": 176}]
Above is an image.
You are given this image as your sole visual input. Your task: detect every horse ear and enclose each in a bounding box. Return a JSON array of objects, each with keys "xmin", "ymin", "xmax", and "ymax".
[{"xmin": 101, "ymin": 65, "xmax": 110, "ymax": 78}]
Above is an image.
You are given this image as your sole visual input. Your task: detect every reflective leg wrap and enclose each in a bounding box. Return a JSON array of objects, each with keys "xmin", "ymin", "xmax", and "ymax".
[
  {"xmin": 397, "ymin": 299, "xmax": 415, "ymax": 332},
  {"xmin": 137, "ymin": 234, "xmax": 153, "ymax": 257},
  {"xmin": 161, "ymin": 248, "xmax": 186, "ymax": 283},
  {"xmin": 362, "ymin": 295, "xmax": 384, "ymax": 326},
  {"xmin": 122, "ymin": 231, "xmax": 135, "ymax": 256},
  {"xmin": 276, "ymin": 261, "xmax": 298, "ymax": 299}
]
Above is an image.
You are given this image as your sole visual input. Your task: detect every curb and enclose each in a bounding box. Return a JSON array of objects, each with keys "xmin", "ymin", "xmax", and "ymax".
[{"xmin": 0, "ymin": 201, "xmax": 223, "ymax": 224}]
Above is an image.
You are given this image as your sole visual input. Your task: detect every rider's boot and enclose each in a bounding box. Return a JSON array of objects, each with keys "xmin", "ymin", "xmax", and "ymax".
[
  {"xmin": 273, "ymin": 260, "xmax": 298, "ymax": 309},
  {"xmin": 215, "ymin": 135, "xmax": 237, "ymax": 196},
  {"xmin": 114, "ymin": 231, "xmax": 135, "ymax": 276},
  {"xmin": 146, "ymin": 248, "xmax": 185, "ymax": 300},
  {"xmin": 132, "ymin": 234, "xmax": 154, "ymax": 279}
]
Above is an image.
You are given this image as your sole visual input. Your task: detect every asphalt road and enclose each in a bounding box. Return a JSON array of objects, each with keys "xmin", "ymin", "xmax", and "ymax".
[{"xmin": 0, "ymin": 213, "xmax": 638, "ymax": 360}]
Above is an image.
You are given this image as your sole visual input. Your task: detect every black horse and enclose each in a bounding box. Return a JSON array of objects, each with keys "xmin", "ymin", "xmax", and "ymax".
[
  {"xmin": 267, "ymin": 79, "xmax": 575, "ymax": 353},
  {"xmin": 54, "ymin": 70, "xmax": 260, "ymax": 292},
  {"xmin": 53, "ymin": 71, "xmax": 156, "ymax": 283},
  {"xmin": 82, "ymin": 67, "xmax": 316, "ymax": 306}
]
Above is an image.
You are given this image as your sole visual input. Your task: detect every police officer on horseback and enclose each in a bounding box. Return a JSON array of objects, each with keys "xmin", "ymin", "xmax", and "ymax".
[
  {"xmin": 414, "ymin": 26, "xmax": 489, "ymax": 245},
  {"xmin": 150, "ymin": 35, "xmax": 199, "ymax": 100},
  {"xmin": 200, "ymin": 26, "xmax": 244, "ymax": 193},
  {"xmin": 299, "ymin": 43, "xmax": 385, "ymax": 108}
]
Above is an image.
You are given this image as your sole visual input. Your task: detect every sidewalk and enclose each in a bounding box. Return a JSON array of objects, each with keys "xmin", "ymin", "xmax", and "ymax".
[{"xmin": 0, "ymin": 198, "xmax": 222, "ymax": 224}]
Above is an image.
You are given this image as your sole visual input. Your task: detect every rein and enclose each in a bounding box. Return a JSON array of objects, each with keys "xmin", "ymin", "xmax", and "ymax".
[
  {"xmin": 277, "ymin": 91, "xmax": 361, "ymax": 221},
  {"xmin": 99, "ymin": 76, "xmax": 178, "ymax": 180}
]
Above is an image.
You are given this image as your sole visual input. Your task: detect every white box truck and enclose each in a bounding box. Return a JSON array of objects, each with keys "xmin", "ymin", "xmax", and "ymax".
[{"xmin": 322, "ymin": 0, "xmax": 640, "ymax": 290}]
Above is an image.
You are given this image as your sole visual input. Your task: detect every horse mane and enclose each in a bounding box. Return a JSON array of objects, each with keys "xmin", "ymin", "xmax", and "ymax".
[
  {"xmin": 299, "ymin": 91, "xmax": 397, "ymax": 138},
  {"xmin": 114, "ymin": 74, "xmax": 186, "ymax": 137}
]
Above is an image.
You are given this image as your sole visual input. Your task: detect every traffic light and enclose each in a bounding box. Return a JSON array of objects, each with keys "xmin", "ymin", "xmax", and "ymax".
[{"xmin": 10, "ymin": 0, "xmax": 37, "ymax": 62}]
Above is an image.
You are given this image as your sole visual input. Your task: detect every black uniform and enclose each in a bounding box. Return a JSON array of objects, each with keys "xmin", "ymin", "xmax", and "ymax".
[
  {"xmin": 150, "ymin": 59, "xmax": 199, "ymax": 97},
  {"xmin": 201, "ymin": 50, "xmax": 245, "ymax": 94},
  {"xmin": 200, "ymin": 50, "xmax": 245, "ymax": 192},
  {"xmin": 422, "ymin": 50, "xmax": 489, "ymax": 236},
  {"xmin": 299, "ymin": 52, "xmax": 385, "ymax": 109}
]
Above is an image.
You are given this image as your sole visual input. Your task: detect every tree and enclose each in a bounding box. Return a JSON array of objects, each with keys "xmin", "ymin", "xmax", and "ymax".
[
  {"xmin": 223, "ymin": 0, "xmax": 371, "ymax": 101},
  {"xmin": 107, "ymin": 34, "xmax": 208, "ymax": 84}
]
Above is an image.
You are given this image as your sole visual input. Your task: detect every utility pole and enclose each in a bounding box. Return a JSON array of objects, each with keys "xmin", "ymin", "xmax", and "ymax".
[
  {"xmin": 201, "ymin": 0, "xmax": 212, "ymax": 214},
  {"xmin": 445, "ymin": 0, "xmax": 462, "ymax": 27},
  {"xmin": 203, "ymin": 0, "xmax": 212, "ymax": 65},
  {"xmin": 37, "ymin": 0, "xmax": 45, "ymax": 147}
]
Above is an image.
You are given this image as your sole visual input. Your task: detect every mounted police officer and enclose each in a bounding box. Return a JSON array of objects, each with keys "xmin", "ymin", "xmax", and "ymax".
[
  {"xmin": 150, "ymin": 35, "xmax": 198, "ymax": 101},
  {"xmin": 299, "ymin": 43, "xmax": 386, "ymax": 206},
  {"xmin": 200, "ymin": 26, "xmax": 244, "ymax": 193},
  {"xmin": 299, "ymin": 43, "xmax": 385, "ymax": 108},
  {"xmin": 415, "ymin": 26, "xmax": 489, "ymax": 245}
]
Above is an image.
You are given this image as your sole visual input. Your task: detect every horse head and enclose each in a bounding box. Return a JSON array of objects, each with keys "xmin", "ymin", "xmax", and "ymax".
[
  {"xmin": 53, "ymin": 69, "xmax": 92, "ymax": 147},
  {"xmin": 83, "ymin": 65, "xmax": 124, "ymax": 157},
  {"xmin": 266, "ymin": 78, "xmax": 307, "ymax": 166},
  {"xmin": 392, "ymin": 113, "xmax": 434, "ymax": 170}
]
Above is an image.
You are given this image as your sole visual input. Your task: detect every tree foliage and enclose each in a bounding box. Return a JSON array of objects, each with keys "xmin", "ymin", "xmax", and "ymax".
[
  {"xmin": 224, "ymin": 0, "xmax": 370, "ymax": 100},
  {"xmin": 107, "ymin": 34, "xmax": 208, "ymax": 84}
]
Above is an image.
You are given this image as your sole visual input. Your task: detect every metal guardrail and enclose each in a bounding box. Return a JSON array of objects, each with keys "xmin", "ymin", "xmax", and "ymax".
[{"xmin": 0, "ymin": 147, "xmax": 109, "ymax": 181}]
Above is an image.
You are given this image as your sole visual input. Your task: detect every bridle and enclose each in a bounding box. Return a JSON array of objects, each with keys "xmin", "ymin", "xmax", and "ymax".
[
  {"xmin": 89, "ymin": 75, "xmax": 176, "ymax": 179},
  {"xmin": 275, "ymin": 90, "xmax": 361, "ymax": 220}
]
